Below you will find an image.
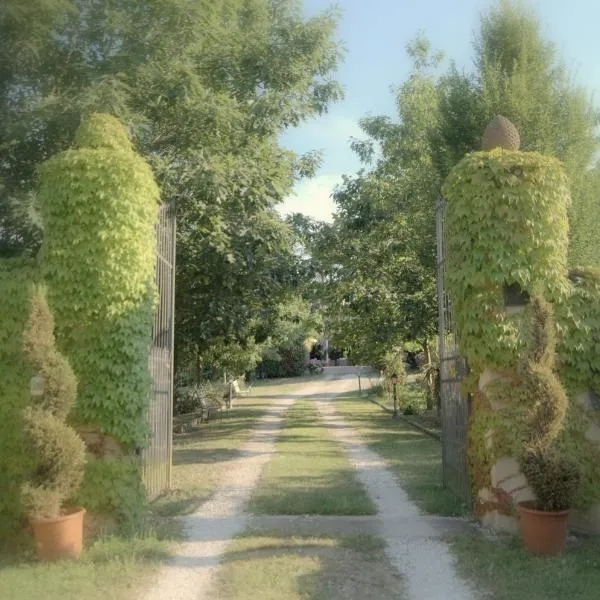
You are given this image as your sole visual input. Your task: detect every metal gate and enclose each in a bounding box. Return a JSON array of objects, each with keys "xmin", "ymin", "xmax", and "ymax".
[
  {"xmin": 143, "ymin": 205, "xmax": 175, "ymax": 499},
  {"xmin": 436, "ymin": 198, "xmax": 472, "ymax": 508}
]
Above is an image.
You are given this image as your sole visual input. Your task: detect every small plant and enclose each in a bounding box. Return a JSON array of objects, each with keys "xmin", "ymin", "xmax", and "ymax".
[
  {"xmin": 307, "ymin": 358, "xmax": 324, "ymax": 375},
  {"xmin": 521, "ymin": 446, "xmax": 581, "ymax": 512},
  {"xmin": 22, "ymin": 285, "xmax": 86, "ymax": 521}
]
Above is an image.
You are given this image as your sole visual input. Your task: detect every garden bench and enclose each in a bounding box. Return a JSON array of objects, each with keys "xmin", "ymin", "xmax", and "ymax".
[
  {"xmin": 231, "ymin": 378, "xmax": 252, "ymax": 398},
  {"xmin": 173, "ymin": 410, "xmax": 205, "ymax": 434},
  {"xmin": 199, "ymin": 394, "xmax": 223, "ymax": 422}
]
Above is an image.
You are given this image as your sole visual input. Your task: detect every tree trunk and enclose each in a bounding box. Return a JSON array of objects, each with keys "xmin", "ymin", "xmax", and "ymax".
[
  {"xmin": 195, "ymin": 349, "xmax": 202, "ymax": 385},
  {"xmin": 423, "ymin": 339, "xmax": 434, "ymax": 411},
  {"xmin": 423, "ymin": 339, "xmax": 431, "ymax": 366}
]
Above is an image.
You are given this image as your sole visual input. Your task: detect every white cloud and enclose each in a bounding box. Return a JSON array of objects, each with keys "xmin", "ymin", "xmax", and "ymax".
[{"xmin": 277, "ymin": 174, "xmax": 342, "ymax": 223}]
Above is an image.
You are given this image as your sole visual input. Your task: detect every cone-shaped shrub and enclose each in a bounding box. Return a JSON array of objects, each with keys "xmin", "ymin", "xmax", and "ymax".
[
  {"xmin": 519, "ymin": 296, "xmax": 579, "ymax": 510},
  {"xmin": 21, "ymin": 286, "xmax": 85, "ymax": 520}
]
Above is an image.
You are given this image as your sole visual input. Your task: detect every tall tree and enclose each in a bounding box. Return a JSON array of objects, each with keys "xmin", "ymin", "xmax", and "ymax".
[
  {"xmin": 322, "ymin": 38, "xmax": 441, "ymax": 366},
  {"xmin": 0, "ymin": 0, "xmax": 343, "ymax": 373}
]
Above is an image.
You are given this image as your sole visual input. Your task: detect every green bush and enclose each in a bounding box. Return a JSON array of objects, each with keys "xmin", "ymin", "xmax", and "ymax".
[
  {"xmin": 260, "ymin": 335, "xmax": 308, "ymax": 378},
  {"xmin": 22, "ymin": 408, "xmax": 86, "ymax": 519},
  {"xmin": 72, "ymin": 456, "xmax": 147, "ymax": 536},
  {"xmin": 442, "ymin": 147, "xmax": 596, "ymax": 510},
  {"xmin": 174, "ymin": 382, "xmax": 225, "ymax": 416},
  {"xmin": 518, "ymin": 297, "xmax": 580, "ymax": 510},
  {"xmin": 21, "ymin": 286, "xmax": 86, "ymax": 520},
  {"xmin": 0, "ymin": 259, "xmax": 37, "ymax": 537},
  {"xmin": 521, "ymin": 297, "xmax": 568, "ymax": 447},
  {"xmin": 381, "ymin": 349, "xmax": 405, "ymax": 396},
  {"xmin": 521, "ymin": 446, "xmax": 581, "ymax": 512},
  {"xmin": 39, "ymin": 113, "xmax": 159, "ymax": 449},
  {"xmin": 37, "ymin": 113, "xmax": 159, "ymax": 531}
]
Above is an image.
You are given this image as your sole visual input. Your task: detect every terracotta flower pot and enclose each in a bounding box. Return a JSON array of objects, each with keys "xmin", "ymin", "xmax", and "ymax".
[
  {"xmin": 518, "ymin": 502, "xmax": 569, "ymax": 556},
  {"xmin": 30, "ymin": 507, "xmax": 86, "ymax": 561}
]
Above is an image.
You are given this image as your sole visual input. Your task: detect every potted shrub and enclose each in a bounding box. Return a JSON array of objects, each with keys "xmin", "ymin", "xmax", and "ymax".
[
  {"xmin": 516, "ymin": 296, "xmax": 581, "ymax": 555},
  {"xmin": 519, "ymin": 446, "xmax": 581, "ymax": 556},
  {"xmin": 21, "ymin": 285, "xmax": 86, "ymax": 560}
]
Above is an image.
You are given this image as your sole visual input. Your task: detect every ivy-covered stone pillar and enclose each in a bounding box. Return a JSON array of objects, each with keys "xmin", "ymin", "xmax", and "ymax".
[
  {"xmin": 442, "ymin": 116, "xmax": 572, "ymax": 532},
  {"xmin": 38, "ymin": 113, "xmax": 159, "ymax": 532}
]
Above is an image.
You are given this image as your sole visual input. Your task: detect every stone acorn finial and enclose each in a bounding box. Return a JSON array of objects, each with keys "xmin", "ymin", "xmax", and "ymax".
[{"xmin": 482, "ymin": 115, "xmax": 520, "ymax": 151}]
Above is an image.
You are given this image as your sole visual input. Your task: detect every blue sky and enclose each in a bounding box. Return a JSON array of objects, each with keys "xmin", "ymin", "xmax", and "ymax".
[{"xmin": 277, "ymin": 0, "xmax": 600, "ymax": 222}]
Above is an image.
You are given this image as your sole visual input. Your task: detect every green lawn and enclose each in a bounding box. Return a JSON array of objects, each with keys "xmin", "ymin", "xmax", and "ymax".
[
  {"xmin": 334, "ymin": 393, "xmax": 465, "ymax": 516},
  {"xmin": 450, "ymin": 532, "xmax": 600, "ymax": 600},
  {"xmin": 0, "ymin": 526, "xmax": 177, "ymax": 600},
  {"xmin": 249, "ymin": 399, "xmax": 376, "ymax": 515},
  {"xmin": 213, "ymin": 532, "xmax": 405, "ymax": 600}
]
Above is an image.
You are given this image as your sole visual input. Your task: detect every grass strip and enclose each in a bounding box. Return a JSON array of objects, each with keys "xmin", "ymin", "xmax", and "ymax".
[
  {"xmin": 0, "ymin": 531, "xmax": 175, "ymax": 600},
  {"xmin": 214, "ymin": 532, "xmax": 405, "ymax": 600},
  {"xmin": 250, "ymin": 399, "xmax": 376, "ymax": 515}
]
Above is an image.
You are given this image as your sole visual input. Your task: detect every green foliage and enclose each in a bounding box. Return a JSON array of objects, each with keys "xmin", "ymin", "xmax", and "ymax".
[
  {"xmin": 21, "ymin": 285, "xmax": 85, "ymax": 520},
  {"xmin": 442, "ymin": 149, "xmax": 570, "ymax": 374},
  {"xmin": 380, "ymin": 349, "xmax": 406, "ymax": 404},
  {"xmin": 0, "ymin": 0, "xmax": 343, "ymax": 377},
  {"xmin": 321, "ymin": 0, "xmax": 599, "ymax": 372},
  {"xmin": 438, "ymin": 0, "xmax": 600, "ymax": 267},
  {"xmin": 174, "ymin": 382, "xmax": 225, "ymax": 416},
  {"xmin": 0, "ymin": 259, "xmax": 37, "ymax": 536},
  {"xmin": 22, "ymin": 408, "xmax": 85, "ymax": 519},
  {"xmin": 381, "ymin": 350, "xmax": 406, "ymax": 382},
  {"xmin": 40, "ymin": 114, "xmax": 159, "ymax": 449},
  {"xmin": 257, "ymin": 297, "xmax": 320, "ymax": 378},
  {"xmin": 521, "ymin": 447, "xmax": 581, "ymax": 512},
  {"xmin": 72, "ymin": 457, "xmax": 147, "ymax": 535},
  {"xmin": 519, "ymin": 298, "xmax": 567, "ymax": 445},
  {"xmin": 260, "ymin": 339, "xmax": 308, "ymax": 378},
  {"xmin": 421, "ymin": 340, "xmax": 440, "ymax": 411},
  {"xmin": 324, "ymin": 40, "xmax": 440, "ymax": 363},
  {"xmin": 74, "ymin": 113, "xmax": 132, "ymax": 151},
  {"xmin": 556, "ymin": 268, "xmax": 600, "ymax": 396},
  {"xmin": 22, "ymin": 286, "xmax": 77, "ymax": 421}
]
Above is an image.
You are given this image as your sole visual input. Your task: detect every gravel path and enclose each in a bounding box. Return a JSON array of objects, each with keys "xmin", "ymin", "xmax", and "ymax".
[
  {"xmin": 141, "ymin": 396, "xmax": 294, "ymax": 600},
  {"xmin": 315, "ymin": 393, "xmax": 476, "ymax": 600},
  {"xmin": 140, "ymin": 373, "xmax": 366, "ymax": 600},
  {"xmin": 140, "ymin": 371, "xmax": 474, "ymax": 600}
]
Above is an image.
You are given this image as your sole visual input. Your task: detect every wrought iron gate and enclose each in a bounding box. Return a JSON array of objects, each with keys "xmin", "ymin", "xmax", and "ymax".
[
  {"xmin": 436, "ymin": 198, "xmax": 472, "ymax": 508},
  {"xmin": 143, "ymin": 205, "xmax": 175, "ymax": 499}
]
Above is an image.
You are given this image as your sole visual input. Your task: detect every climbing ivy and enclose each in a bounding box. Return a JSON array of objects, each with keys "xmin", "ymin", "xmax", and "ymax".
[
  {"xmin": 0, "ymin": 259, "xmax": 37, "ymax": 540},
  {"xmin": 556, "ymin": 268, "xmax": 600, "ymax": 397},
  {"xmin": 73, "ymin": 457, "xmax": 148, "ymax": 535},
  {"xmin": 39, "ymin": 113, "xmax": 159, "ymax": 449},
  {"xmin": 442, "ymin": 149, "xmax": 571, "ymax": 377}
]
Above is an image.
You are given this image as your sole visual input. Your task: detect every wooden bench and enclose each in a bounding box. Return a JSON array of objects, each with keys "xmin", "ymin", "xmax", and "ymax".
[
  {"xmin": 173, "ymin": 410, "xmax": 205, "ymax": 434},
  {"xmin": 200, "ymin": 392, "xmax": 223, "ymax": 422},
  {"xmin": 231, "ymin": 378, "xmax": 252, "ymax": 399}
]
